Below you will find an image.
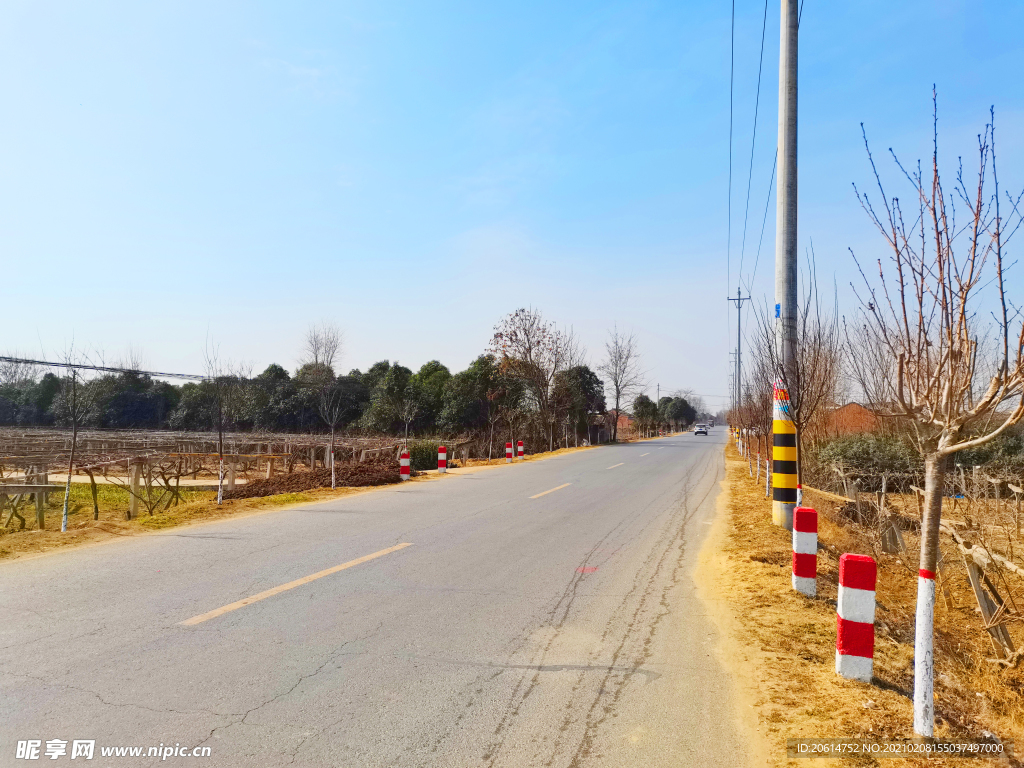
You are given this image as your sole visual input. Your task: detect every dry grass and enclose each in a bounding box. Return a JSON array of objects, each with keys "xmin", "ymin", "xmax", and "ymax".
[
  {"xmin": 0, "ymin": 479, "xmax": 384, "ymax": 562},
  {"xmin": 706, "ymin": 444, "xmax": 1023, "ymax": 767}
]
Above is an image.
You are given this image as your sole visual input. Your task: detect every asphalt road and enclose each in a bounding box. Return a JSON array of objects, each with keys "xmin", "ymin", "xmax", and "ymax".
[{"xmin": 0, "ymin": 430, "xmax": 749, "ymax": 768}]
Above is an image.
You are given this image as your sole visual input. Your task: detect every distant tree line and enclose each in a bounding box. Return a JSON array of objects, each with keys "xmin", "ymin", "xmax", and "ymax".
[{"xmin": 0, "ymin": 310, "xmax": 700, "ymax": 451}]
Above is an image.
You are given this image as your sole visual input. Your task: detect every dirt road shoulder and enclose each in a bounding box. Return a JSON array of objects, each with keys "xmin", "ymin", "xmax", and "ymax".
[{"xmin": 695, "ymin": 445, "xmax": 1022, "ymax": 768}]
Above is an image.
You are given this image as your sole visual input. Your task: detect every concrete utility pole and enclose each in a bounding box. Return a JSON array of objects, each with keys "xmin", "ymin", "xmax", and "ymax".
[
  {"xmin": 727, "ymin": 289, "xmax": 750, "ymax": 413},
  {"xmin": 775, "ymin": 0, "xmax": 798, "ymax": 378},
  {"xmin": 771, "ymin": 0, "xmax": 799, "ymax": 530}
]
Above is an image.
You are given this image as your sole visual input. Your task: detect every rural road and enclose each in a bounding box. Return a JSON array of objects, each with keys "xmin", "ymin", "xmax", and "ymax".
[{"xmin": 0, "ymin": 431, "xmax": 750, "ymax": 767}]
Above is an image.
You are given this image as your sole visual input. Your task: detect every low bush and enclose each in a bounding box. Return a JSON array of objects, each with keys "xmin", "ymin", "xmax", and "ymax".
[
  {"xmin": 809, "ymin": 433, "xmax": 921, "ymax": 476},
  {"xmin": 408, "ymin": 440, "xmax": 444, "ymax": 471},
  {"xmin": 957, "ymin": 429, "xmax": 1024, "ymax": 470}
]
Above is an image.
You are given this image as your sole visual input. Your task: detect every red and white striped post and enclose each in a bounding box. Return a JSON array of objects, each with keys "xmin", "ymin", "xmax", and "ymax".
[
  {"xmin": 505, "ymin": 442, "xmax": 513, "ymax": 463},
  {"xmin": 836, "ymin": 553, "xmax": 877, "ymax": 683},
  {"xmin": 400, "ymin": 450, "xmax": 410, "ymax": 481},
  {"xmin": 517, "ymin": 440, "xmax": 524, "ymax": 459},
  {"xmin": 792, "ymin": 507, "xmax": 817, "ymax": 597},
  {"xmin": 437, "ymin": 446, "xmax": 447, "ymax": 474}
]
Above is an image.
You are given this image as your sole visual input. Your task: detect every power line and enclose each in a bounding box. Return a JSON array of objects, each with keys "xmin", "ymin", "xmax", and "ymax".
[
  {"xmin": 748, "ymin": 151, "xmax": 777, "ymax": 289},
  {"xmin": 737, "ymin": 0, "xmax": 770, "ymax": 283},
  {"xmin": 726, "ymin": 0, "xmax": 736, "ymax": 295},
  {"xmin": 0, "ymin": 356, "xmax": 207, "ymax": 381},
  {"xmin": 742, "ymin": 0, "xmax": 802, "ymax": 293}
]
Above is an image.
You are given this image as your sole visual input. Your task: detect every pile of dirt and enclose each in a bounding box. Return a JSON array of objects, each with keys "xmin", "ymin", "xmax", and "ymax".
[{"xmin": 222, "ymin": 459, "xmax": 400, "ymax": 499}]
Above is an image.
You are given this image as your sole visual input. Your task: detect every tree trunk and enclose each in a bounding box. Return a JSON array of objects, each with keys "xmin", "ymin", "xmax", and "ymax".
[
  {"xmin": 795, "ymin": 427, "xmax": 804, "ymax": 486},
  {"xmin": 612, "ymin": 394, "xmax": 619, "ymax": 441},
  {"xmin": 331, "ymin": 429, "xmax": 336, "ymax": 489},
  {"xmin": 61, "ymin": 423, "xmax": 78, "ymax": 533},
  {"xmin": 216, "ymin": 382, "xmax": 224, "ymax": 506},
  {"xmin": 914, "ymin": 452, "xmax": 946, "ymax": 737}
]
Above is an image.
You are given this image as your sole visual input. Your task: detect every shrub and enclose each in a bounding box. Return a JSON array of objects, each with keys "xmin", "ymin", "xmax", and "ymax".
[
  {"xmin": 957, "ymin": 430, "xmax": 1024, "ymax": 470},
  {"xmin": 408, "ymin": 440, "xmax": 444, "ymax": 471},
  {"xmin": 810, "ymin": 433, "xmax": 921, "ymax": 475}
]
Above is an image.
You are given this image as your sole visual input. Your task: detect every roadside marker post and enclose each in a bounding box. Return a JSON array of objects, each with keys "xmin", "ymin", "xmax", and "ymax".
[
  {"xmin": 438, "ymin": 446, "xmax": 447, "ymax": 474},
  {"xmin": 505, "ymin": 442, "xmax": 513, "ymax": 463},
  {"xmin": 792, "ymin": 507, "xmax": 817, "ymax": 597},
  {"xmin": 772, "ymin": 381, "xmax": 798, "ymax": 530},
  {"xmin": 836, "ymin": 553, "xmax": 877, "ymax": 683},
  {"xmin": 400, "ymin": 451, "xmax": 410, "ymax": 481},
  {"xmin": 517, "ymin": 440, "xmax": 524, "ymax": 459}
]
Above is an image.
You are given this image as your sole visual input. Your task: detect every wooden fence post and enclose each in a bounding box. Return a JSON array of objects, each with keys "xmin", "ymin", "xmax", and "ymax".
[
  {"xmin": 965, "ymin": 559, "xmax": 1016, "ymax": 660},
  {"xmin": 33, "ymin": 466, "xmax": 45, "ymax": 530}
]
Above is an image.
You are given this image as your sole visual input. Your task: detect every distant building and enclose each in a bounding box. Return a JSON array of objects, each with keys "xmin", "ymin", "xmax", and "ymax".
[
  {"xmin": 824, "ymin": 403, "xmax": 878, "ymax": 436},
  {"xmin": 606, "ymin": 409, "xmax": 635, "ymax": 438}
]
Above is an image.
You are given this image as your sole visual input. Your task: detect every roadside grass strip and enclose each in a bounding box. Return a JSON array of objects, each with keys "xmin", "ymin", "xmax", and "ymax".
[
  {"xmin": 179, "ymin": 543, "xmax": 413, "ymax": 626},
  {"xmin": 529, "ymin": 483, "xmax": 572, "ymax": 499}
]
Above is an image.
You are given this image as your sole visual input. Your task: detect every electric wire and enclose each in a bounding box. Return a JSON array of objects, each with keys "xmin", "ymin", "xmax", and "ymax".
[
  {"xmin": 737, "ymin": 0, "xmax": 770, "ymax": 284},
  {"xmin": 748, "ymin": 152, "xmax": 777, "ymax": 290},
  {"xmin": 745, "ymin": 0, "xmax": 803, "ymax": 292},
  {"xmin": 0, "ymin": 356, "xmax": 207, "ymax": 381}
]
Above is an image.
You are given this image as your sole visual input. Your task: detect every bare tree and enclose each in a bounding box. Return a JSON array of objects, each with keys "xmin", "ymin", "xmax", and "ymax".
[
  {"xmin": 738, "ymin": 348, "xmax": 775, "ymax": 458},
  {"xmin": 675, "ymin": 388, "xmax": 707, "ymax": 421},
  {"xmin": 485, "ymin": 390, "xmax": 503, "ymax": 460},
  {"xmin": 599, "ymin": 326, "xmax": 646, "ymax": 441},
  {"xmin": 752, "ymin": 248, "xmax": 843, "ymax": 479},
  {"xmin": 317, "ymin": 380, "xmax": 346, "ymax": 489},
  {"xmin": 850, "ymin": 100, "xmax": 1024, "ymax": 736},
  {"xmin": 116, "ymin": 344, "xmax": 145, "ymax": 372},
  {"xmin": 0, "ymin": 353, "xmax": 40, "ymax": 389},
  {"xmin": 302, "ymin": 322, "xmax": 343, "ymax": 370},
  {"xmin": 54, "ymin": 347, "xmax": 97, "ymax": 532},
  {"xmin": 397, "ymin": 388, "xmax": 420, "ymax": 443},
  {"xmin": 488, "ymin": 308, "xmax": 582, "ymax": 451},
  {"xmin": 203, "ymin": 338, "xmax": 227, "ymax": 506}
]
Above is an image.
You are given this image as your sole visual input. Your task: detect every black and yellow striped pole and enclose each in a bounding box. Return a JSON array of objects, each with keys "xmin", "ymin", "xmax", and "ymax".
[{"xmin": 772, "ymin": 380, "xmax": 797, "ymax": 529}]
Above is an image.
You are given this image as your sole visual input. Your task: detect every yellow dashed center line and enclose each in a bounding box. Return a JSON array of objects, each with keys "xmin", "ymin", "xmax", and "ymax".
[
  {"xmin": 640, "ymin": 452, "xmax": 650, "ymax": 457},
  {"xmin": 606, "ymin": 463, "xmax": 624, "ymax": 470},
  {"xmin": 530, "ymin": 483, "xmax": 571, "ymax": 499},
  {"xmin": 179, "ymin": 543, "xmax": 414, "ymax": 626}
]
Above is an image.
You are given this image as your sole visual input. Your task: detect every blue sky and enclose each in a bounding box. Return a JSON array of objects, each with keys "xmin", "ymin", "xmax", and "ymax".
[{"xmin": 2, "ymin": 0, "xmax": 1023, "ymax": 410}]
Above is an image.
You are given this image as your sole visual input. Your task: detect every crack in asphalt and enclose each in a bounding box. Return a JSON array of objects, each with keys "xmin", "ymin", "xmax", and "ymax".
[
  {"xmin": 476, "ymin": 448, "xmax": 721, "ymax": 768},
  {"xmin": 565, "ymin": 454, "xmax": 720, "ymax": 768},
  {"xmin": 4, "ymin": 671, "xmax": 232, "ymax": 719},
  {"xmin": 195, "ymin": 621, "xmax": 386, "ymax": 759}
]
